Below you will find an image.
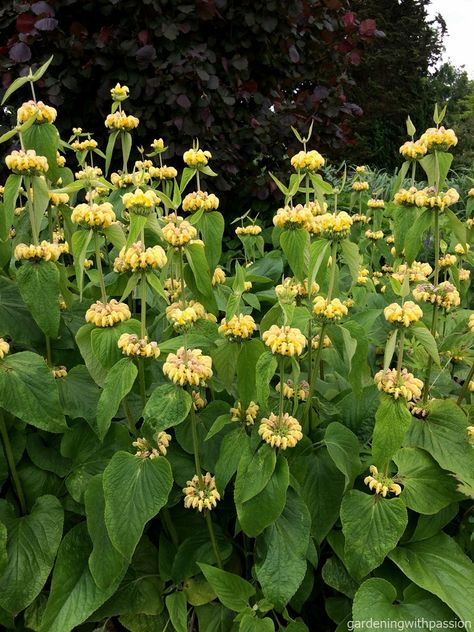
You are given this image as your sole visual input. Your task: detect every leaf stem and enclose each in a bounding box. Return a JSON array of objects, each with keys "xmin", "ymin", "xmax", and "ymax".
[
  {"xmin": 25, "ymin": 175, "xmax": 39, "ymax": 245},
  {"xmin": 205, "ymin": 511, "xmax": 223, "ymax": 569},
  {"xmin": 94, "ymin": 232, "xmax": 107, "ymax": 303},
  {"xmin": 0, "ymin": 410, "xmax": 26, "ymax": 515},
  {"xmin": 279, "ymin": 356, "xmax": 285, "ymax": 419}
]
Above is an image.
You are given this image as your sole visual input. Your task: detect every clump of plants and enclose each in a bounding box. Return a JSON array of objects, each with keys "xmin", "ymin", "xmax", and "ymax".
[{"xmin": 0, "ymin": 60, "xmax": 473, "ymax": 632}]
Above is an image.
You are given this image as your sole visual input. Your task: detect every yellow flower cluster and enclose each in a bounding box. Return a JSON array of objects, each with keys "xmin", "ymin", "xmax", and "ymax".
[
  {"xmin": 399, "ymin": 140, "xmax": 427, "ymax": 160},
  {"xmin": 192, "ymin": 390, "xmax": 206, "ymax": 410},
  {"xmin": 230, "ymin": 401, "xmax": 259, "ymax": 426},
  {"xmin": 365, "ymin": 229, "xmax": 384, "ymax": 241},
  {"xmin": 313, "ymin": 297, "xmax": 348, "ymax": 321},
  {"xmin": 364, "ymin": 466, "xmax": 402, "ymax": 497},
  {"xmin": 151, "ymin": 138, "xmax": 165, "ymax": 152},
  {"xmin": 275, "ymin": 277, "xmax": 299, "ymax": 303},
  {"xmin": 414, "ymin": 187, "xmax": 459, "ymax": 210},
  {"xmin": 163, "ymin": 278, "xmax": 184, "ymax": 301},
  {"xmin": 182, "ymin": 191, "xmax": 219, "ymax": 212},
  {"xmin": 75, "ymin": 165, "xmax": 103, "ymax": 181},
  {"xmin": 262, "ymin": 325, "xmax": 307, "ymax": 357},
  {"xmin": 393, "ymin": 187, "xmax": 418, "ymax": 206},
  {"xmin": 438, "ymin": 254, "xmax": 457, "ymax": 268},
  {"xmin": 311, "ymin": 334, "xmax": 332, "ymax": 349},
  {"xmin": 133, "ymin": 433, "xmax": 171, "ymax": 459},
  {"xmin": 117, "ymin": 334, "xmax": 160, "ymax": 358},
  {"xmin": 290, "ymin": 150, "xmax": 325, "ymax": 172},
  {"xmin": 386, "ymin": 235, "xmax": 395, "ymax": 244},
  {"xmin": 162, "ymin": 218, "xmax": 197, "ymax": 247},
  {"xmin": 313, "ymin": 211, "xmax": 353, "ymax": 240},
  {"xmin": 105, "ymin": 111, "xmax": 139, "ymax": 130},
  {"xmin": 17, "ymin": 100, "xmax": 57, "ymax": 125},
  {"xmin": 15, "ymin": 240, "xmax": 68, "ymax": 262},
  {"xmin": 235, "ymin": 225, "xmax": 262, "ymax": 236},
  {"xmin": 163, "ymin": 347, "xmax": 213, "ymax": 386},
  {"xmin": 6, "ymin": 149, "xmax": 48, "ymax": 175},
  {"xmin": 357, "ymin": 268, "xmax": 370, "ymax": 285},
  {"xmin": 111, "ymin": 172, "xmax": 143, "ymax": 188},
  {"xmin": 183, "ymin": 472, "xmax": 220, "ymax": 512},
  {"xmin": 352, "ymin": 181, "xmax": 369, "ymax": 192},
  {"xmin": 352, "ymin": 213, "xmax": 370, "ymax": 224},
  {"xmin": 71, "ymin": 139, "xmax": 98, "ymax": 151},
  {"xmin": 149, "ymin": 166, "xmax": 178, "ymax": 180},
  {"xmin": 49, "ymin": 192, "xmax": 69, "ymax": 206},
  {"xmin": 459, "ymin": 268, "xmax": 470, "ymax": 282},
  {"xmin": 0, "ymin": 338, "xmax": 10, "ymax": 359},
  {"xmin": 467, "ymin": 218, "xmax": 474, "ymax": 229},
  {"xmin": 212, "ymin": 267, "xmax": 226, "ymax": 285},
  {"xmin": 467, "ymin": 314, "xmax": 474, "ymax": 334},
  {"xmin": 122, "ymin": 188, "xmax": 160, "ymax": 215},
  {"xmin": 356, "ymin": 166, "xmax": 366, "ymax": 174},
  {"xmin": 273, "ymin": 204, "xmax": 313, "ymax": 230},
  {"xmin": 419, "ymin": 126, "xmax": 458, "ymax": 150},
  {"xmin": 52, "ymin": 366, "xmax": 68, "ymax": 379},
  {"xmin": 392, "ymin": 261, "xmax": 432, "ymax": 283},
  {"xmin": 113, "ymin": 242, "xmax": 167, "ymax": 273},
  {"xmin": 166, "ymin": 300, "xmax": 207, "ymax": 331},
  {"xmin": 258, "ymin": 412, "xmax": 303, "ymax": 449},
  {"xmin": 276, "ymin": 379, "xmax": 309, "ymax": 401},
  {"xmin": 218, "ymin": 314, "xmax": 257, "ymax": 340},
  {"xmin": 85, "ymin": 300, "xmax": 131, "ymax": 327},
  {"xmin": 413, "ymin": 282, "xmax": 460, "ymax": 310},
  {"xmin": 110, "ymin": 83, "xmax": 129, "ymax": 101},
  {"xmin": 183, "ymin": 148, "xmax": 212, "ymax": 167},
  {"xmin": 367, "ymin": 198, "xmax": 385, "ymax": 209},
  {"xmin": 374, "ymin": 368, "xmax": 424, "ymax": 401},
  {"xmin": 384, "ymin": 301, "xmax": 423, "ymax": 327},
  {"xmin": 454, "ymin": 243, "xmax": 470, "ymax": 255},
  {"xmin": 71, "ymin": 202, "xmax": 116, "ymax": 229}
]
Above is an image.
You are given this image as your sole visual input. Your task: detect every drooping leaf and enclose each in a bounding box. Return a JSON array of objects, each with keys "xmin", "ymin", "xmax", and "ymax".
[
  {"xmin": 372, "ymin": 393, "xmax": 412, "ymax": 468},
  {"xmin": 143, "ymin": 383, "xmax": 192, "ymax": 434},
  {"xmin": 16, "ymin": 260, "xmax": 61, "ymax": 338},
  {"xmin": 324, "ymin": 422, "xmax": 361, "ymax": 490},
  {"xmin": 255, "ymin": 350, "xmax": 277, "ymax": 409},
  {"xmin": 198, "ymin": 563, "xmax": 255, "ymax": 612},
  {"xmin": 280, "ymin": 228, "xmax": 309, "ymax": 280},
  {"xmin": 234, "ymin": 443, "xmax": 276, "ymax": 504},
  {"xmin": 96, "ymin": 358, "xmax": 138, "ymax": 440}
]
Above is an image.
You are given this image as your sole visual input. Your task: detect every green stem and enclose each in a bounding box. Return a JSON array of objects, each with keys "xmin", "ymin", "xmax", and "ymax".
[
  {"xmin": 433, "ymin": 208, "xmax": 440, "ymax": 286},
  {"xmin": 25, "ymin": 176, "xmax": 39, "ymax": 245},
  {"xmin": 205, "ymin": 511, "xmax": 223, "ymax": 569},
  {"xmin": 161, "ymin": 507, "xmax": 179, "ymax": 547},
  {"xmin": 327, "ymin": 241, "xmax": 338, "ymax": 301},
  {"xmin": 190, "ymin": 403, "xmax": 202, "ymax": 483},
  {"xmin": 396, "ymin": 328, "xmax": 405, "ymax": 379},
  {"xmin": 94, "ymin": 232, "xmax": 107, "ymax": 303},
  {"xmin": 140, "ymin": 273, "xmax": 147, "ymax": 339},
  {"xmin": 123, "ymin": 397, "xmax": 136, "ymax": 435},
  {"xmin": 410, "ymin": 160, "xmax": 416, "ymax": 188},
  {"xmin": 138, "ymin": 360, "xmax": 146, "ymax": 408},
  {"xmin": 457, "ymin": 363, "xmax": 474, "ymax": 406},
  {"xmin": 196, "ymin": 170, "xmax": 201, "ymax": 191},
  {"xmin": 279, "ymin": 357, "xmax": 285, "ymax": 418},
  {"xmin": 305, "ymin": 174, "xmax": 310, "ymax": 205},
  {"xmin": 0, "ymin": 410, "xmax": 26, "ymax": 515}
]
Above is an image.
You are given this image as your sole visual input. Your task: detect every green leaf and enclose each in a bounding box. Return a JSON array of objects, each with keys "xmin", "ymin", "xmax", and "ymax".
[
  {"xmin": 255, "ymin": 490, "xmax": 311, "ymax": 610},
  {"xmin": 444, "ymin": 207, "xmax": 467, "ymax": 249},
  {"xmin": 146, "ymin": 271, "xmax": 167, "ymax": 301},
  {"xmin": 105, "ymin": 130, "xmax": 119, "ymax": 175},
  {"xmin": 180, "ymin": 167, "xmax": 197, "ymax": 193},
  {"xmin": 75, "ymin": 324, "xmax": 108, "ymax": 387},
  {"xmin": 389, "ymin": 532, "xmax": 474, "ymax": 623},
  {"xmin": 234, "ymin": 444, "xmax": 276, "ymax": 504},
  {"xmin": 237, "ymin": 454, "xmax": 289, "ymax": 537},
  {"xmin": 185, "ymin": 242, "xmax": 214, "ymax": 300},
  {"xmin": 39, "ymin": 522, "xmax": 124, "ymax": 632},
  {"xmin": 90, "ymin": 318, "xmax": 142, "ymax": 369},
  {"xmin": 404, "ymin": 208, "xmax": 432, "ymax": 265},
  {"xmin": 291, "ymin": 448, "xmax": 345, "ymax": 543},
  {"xmin": 212, "ymin": 339, "xmax": 240, "ymax": 391},
  {"xmin": 324, "ymin": 422, "xmax": 361, "ymax": 490},
  {"xmin": 321, "ymin": 556, "xmax": 359, "ymax": 599},
  {"xmin": 255, "ymin": 350, "xmax": 278, "ymax": 409},
  {"xmin": 0, "ymin": 174, "xmax": 21, "ymax": 240},
  {"xmin": 72, "ymin": 229, "xmax": 93, "ymax": 299},
  {"xmin": 31, "ymin": 55, "xmax": 54, "ymax": 82},
  {"xmin": 393, "ymin": 447, "xmax": 459, "ymax": 515},
  {"xmin": 0, "ymin": 523, "xmax": 6, "ymax": 576},
  {"xmin": 31, "ymin": 173, "xmax": 50, "ymax": 228},
  {"xmin": 143, "ymin": 383, "xmax": 192, "ymax": 434},
  {"xmin": 411, "ymin": 322, "xmax": 440, "ymax": 365},
  {"xmin": 104, "ymin": 222, "xmax": 126, "ymax": 249},
  {"xmin": 341, "ymin": 490, "xmax": 408, "ymax": 580},
  {"xmin": 0, "ymin": 352, "xmax": 66, "ymax": 432},
  {"xmin": 103, "ymin": 451, "xmax": 173, "ymax": 560},
  {"xmin": 0, "ymin": 496, "xmax": 63, "ymax": 614},
  {"xmin": 1, "ymin": 76, "xmax": 31, "ymax": 105},
  {"xmin": 96, "ymin": 358, "xmax": 138, "ymax": 440},
  {"xmin": 215, "ymin": 427, "xmax": 249, "ymax": 494},
  {"xmin": 340, "ymin": 240, "xmax": 360, "ymax": 283},
  {"xmin": 121, "ymin": 131, "xmax": 132, "ymax": 169},
  {"xmin": 352, "ymin": 578, "xmax": 457, "ymax": 629},
  {"xmin": 269, "ymin": 172, "xmax": 288, "ymax": 196},
  {"xmin": 280, "ymin": 228, "xmax": 309, "ymax": 280},
  {"xmin": 372, "ymin": 394, "xmax": 412, "ymax": 468},
  {"xmin": 240, "ymin": 615, "xmax": 275, "ymax": 631},
  {"xmin": 17, "ymin": 261, "xmax": 60, "ymax": 338},
  {"xmin": 165, "ymin": 592, "xmax": 187, "ymax": 632},
  {"xmin": 23, "ymin": 123, "xmax": 60, "ymax": 181},
  {"xmin": 383, "ymin": 329, "xmax": 398, "ymax": 371},
  {"xmin": 237, "ymin": 339, "xmax": 265, "ymax": 406},
  {"xmin": 198, "ymin": 563, "xmax": 255, "ymax": 612},
  {"xmin": 84, "ymin": 475, "xmax": 127, "ymax": 589},
  {"xmin": 126, "ymin": 213, "xmax": 148, "ymax": 247},
  {"xmin": 197, "ymin": 211, "xmax": 225, "ymax": 270},
  {"xmin": 419, "ymin": 151, "xmax": 453, "ymax": 190}
]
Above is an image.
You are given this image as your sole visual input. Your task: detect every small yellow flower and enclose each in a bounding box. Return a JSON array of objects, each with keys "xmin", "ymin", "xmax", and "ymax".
[
  {"xmin": 166, "ymin": 301, "xmax": 206, "ymax": 332},
  {"xmin": 17, "ymin": 100, "xmax": 57, "ymax": 125},
  {"xmin": 49, "ymin": 192, "xmax": 69, "ymax": 206},
  {"xmin": 393, "ymin": 187, "xmax": 418, "ymax": 206},
  {"xmin": 352, "ymin": 181, "xmax": 369, "ymax": 192},
  {"xmin": 117, "ymin": 334, "xmax": 160, "ymax": 358},
  {"xmin": 419, "ymin": 126, "xmax": 457, "ymax": 151},
  {"xmin": 151, "ymin": 138, "xmax": 165, "ymax": 152},
  {"xmin": 6, "ymin": 149, "xmax": 48, "ymax": 175},
  {"xmin": 133, "ymin": 433, "xmax": 171, "ymax": 459},
  {"xmin": 75, "ymin": 165, "xmax": 103, "ymax": 181},
  {"xmin": 0, "ymin": 338, "xmax": 10, "ymax": 359},
  {"xmin": 273, "ymin": 203, "xmax": 313, "ymax": 230},
  {"xmin": 466, "ymin": 426, "xmax": 474, "ymax": 445},
  {"xmin": 412, "ymin": 282, "xmax": 460, "ymax": 311},
  {"xmin": 438, "ymin": 254, "xmax": 457, "ymax": 268},
  {"xmin": 71, "ymin": 138, "xmax": 98, "ymax": 152},
  {"xmin": 105, "ymin": 111, "xmax": 139, "ymax": 130},
  {"xmin": 356, "ymin": 165, "xmax": 366, "ymax": 174},
  {"xmin": 312, "ymin": 212, "xmax": 353, "ymax": 240},
  {"xmin": 454, "ymin": 243, "xmax": 470, "ymax": 255},
  {"xmin": 258, "ymin": 412, "xmax": 303, "ymax": 449},
  {"xmin": 149, "ymin": 165, "xmax": 177, "ymax": 180},
  {"xmin": 212, "ymin": 267, "xmax": 226, "ymax": 286},
  {"xmin": 276, "ymin": 379, "xmax": 309, "ymax": 401},
  {"xmin": 162, "ymin": 218, "xmax": 197, "ymax": 247},
  {"xmin": 311, "ymin": 334, "xmax": 331, "ymax": 349},
  {"xmin": 182, "ymin": 190, "xmax": 219, "ymax": 213},
  {"xmin": 392, "ymin": 261, "xmax": 432, "ymax": 283},
  {"xmin": 235, "ymin": 225, "xmax": 262, "ymax": 236},
  {"xmin": 374, "ymin": 368, "xmax": 423, "ymax": 401},
  {"xmin": 192, "ymin": 390, "xmax": 207, "ymax": 411},
  {"xmin": 367, "ymin": 198, "xmax": 385, "ymax": 209},
  {"xmin": 399, "ymin": 140, "xmax": 427, "ymax": 160},
  {"xmin": 313, "ymin": 297, "xmax": 348, "ymax": 322},
  {"xmin": 85, "ymin": 300, "xmax": 131, "ymax": 327},
  {"xmin": 183, "ymin": 472, "xmax": 220, "ymax": 512},
  {"xmin": 365, "ymin": 229, "xmax": 384, "ymax": 241},
  {"xmin": 262, "ymin": 325, "xmax": 307, "ymax": 357},
  {"xmin": 15, "ymin": 240, "xmax": 68, "ymax": 262},
  {"xmin": 468, "ymin": 314, "xmax": 474, "ymax": 334},
  {"xmin": 122, "ymin": 188, "xmax": 160, "ymax": 216},
  {"xmin": 163, "ymin": 347, "xmax": 213, "ymax": 386},
  {"xmin": 111, "ymin": 172, "xmax": 142, "ymax": 188},
  {"xmin": 459, "ymin": 268, "xmax": 470, "ymax": 282},
  {"xmin": 71, "ymin": 202, "xmax": 116, "ymax": 229},
  {"xmin": 52, "ymin": 366, "xmax": 68, "ymax": 379},
  {"xmin": 364, "ymin": 465, "xmax": 402, "ymax": 497},
  {"xmin": 290, "ymin": 150, "xmax": 325, "ymax": 173},
  {"xmin": 384, "ymin": 301, "xmax": 423, "ymax": 327},
  {"xmin": 110, "ymin": 83, "xmax": 130, "ymax": 101},
  {"xmin": 357, "ymin": 267, "xmax": 370, "ymax": 285},
  {"xmin": 113, "ymin": 241, "xmax": 167, "ymax": 273},
  {"xmin": 351, "ymin": 213, "xmax": 370, "ymax": 224},
  {"xmin": 218, "ymin": 314, "xmax": 257, "ymax": 341},
  {"xmin": 230, "ymin": 401, "xmax": 259, "ymax": 426},
  {"xmin": 183, "ymin": 148, "xmax": 212, "ymax": 168},
  {"xmin": 164, "ymin": 277, "xmax": 184, "ymax": 301},
  {"xmin": 414, "ymin": 187, "xmax": 459, "ymax": 210}
]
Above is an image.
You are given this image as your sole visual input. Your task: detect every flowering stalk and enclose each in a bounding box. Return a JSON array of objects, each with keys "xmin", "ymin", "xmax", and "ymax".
[
  {"xmin": 25, "ymin": 176, "xmax": 39, "ymax": 245},
  {"xmin": 396, "ymin": 329, "xmax": 405, "ymax": 381},
  {"xmin": 279, "ymin": 357, "xmax": 285, "ymax": 418},
  {"xmin": 0, "ymin": 410, "xmax": 26, "ymax": 515},
  {"xmin": 94, "ymin": 232, "xmax": 107, "ymax": 303},
  {"xmin": 457, "ymin": 363, "xmax": 474, "ymax": 406},
  {"xmin": 422, "ymin": 207, "xmax": 440, "ymax": 403}
]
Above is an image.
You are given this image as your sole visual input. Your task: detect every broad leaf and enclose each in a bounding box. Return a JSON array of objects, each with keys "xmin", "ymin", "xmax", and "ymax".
[
  {"xmin": 143, "ymin": 383, "xmax": 192, "ymax": 434},
  {"xmin": 234, "ymin": 443, "xmax": 276, "ymax": 504},
  {"xmin": 372, "ymin": 394, "xmax": 412, "ymax": 467},
  {"xmin": 96, "ymin": 358, "xmax": 138, "ymax": 440},
  {"xmin": 324, "ymin": 422, "xmax": 361, "ymax": 490},
  {"xmin": 280, "ymin": 228, "xmax": 308, "ymax": 280},
  {"xmin": 198, "ymin": 563, "xmax": 255, "ymax": 612},
  {"xmin": 17, "ymin": 261, "xmax": 61, "ymax": 338}
]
